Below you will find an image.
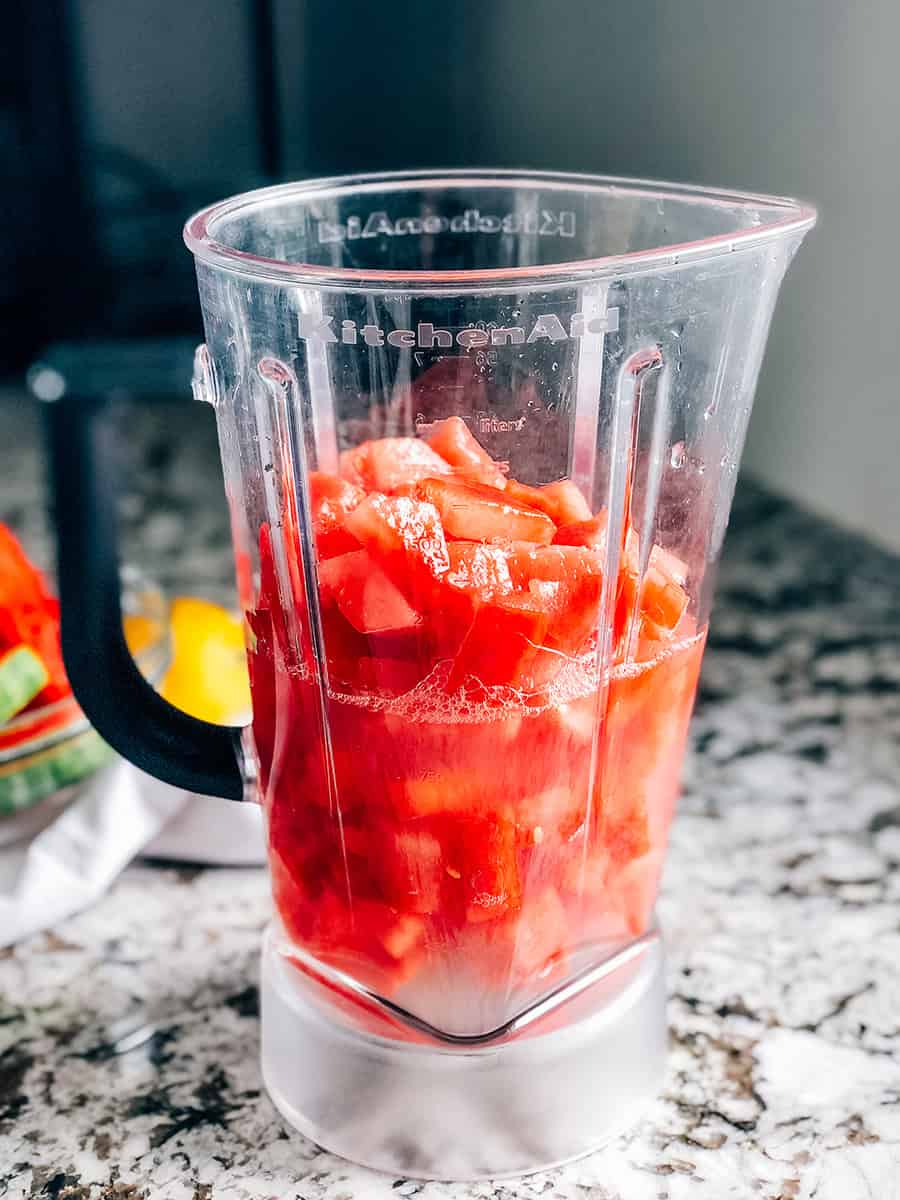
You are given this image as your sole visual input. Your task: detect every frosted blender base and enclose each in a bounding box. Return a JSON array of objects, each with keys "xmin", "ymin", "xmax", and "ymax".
[{"xmin": 259, "ymin": 924, "xmax": 667, "ymax": 1180}]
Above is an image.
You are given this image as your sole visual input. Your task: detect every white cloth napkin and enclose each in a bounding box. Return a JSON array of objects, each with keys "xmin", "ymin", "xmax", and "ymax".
[{"xmin": 0, "ymin": 760, "xmax": 265, "ymax": 948}]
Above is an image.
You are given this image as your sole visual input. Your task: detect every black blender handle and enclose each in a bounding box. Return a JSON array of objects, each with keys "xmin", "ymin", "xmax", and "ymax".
[{"xmin": 42, "ymin": 387, "xmax": 245, "ymax": 801}]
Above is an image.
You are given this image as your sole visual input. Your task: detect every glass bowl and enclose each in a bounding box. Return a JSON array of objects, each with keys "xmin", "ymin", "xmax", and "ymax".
[{"xmin": 0, "ymin": 567, "xmax": 169, "ymax": 831}]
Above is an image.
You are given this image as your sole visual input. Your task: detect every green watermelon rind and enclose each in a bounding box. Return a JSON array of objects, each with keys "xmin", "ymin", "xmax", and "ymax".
[
  {"xmin": 0, "ymin": 729, "xmax": 113, "ymax": 815},
  {"xmin": 0, "ymin": 646, "xmax": 50, "ymax": 724}
]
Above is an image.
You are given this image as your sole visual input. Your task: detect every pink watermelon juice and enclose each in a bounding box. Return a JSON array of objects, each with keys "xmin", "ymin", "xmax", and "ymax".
[{"xmin": 247, "ymin": 418, "xmax": 704, "ymax": 1026}]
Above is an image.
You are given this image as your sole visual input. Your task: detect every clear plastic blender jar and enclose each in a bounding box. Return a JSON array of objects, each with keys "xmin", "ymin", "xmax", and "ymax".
[{"xmin": 39, "ymin": 171, "xmax": 814, "ymax": 1179}]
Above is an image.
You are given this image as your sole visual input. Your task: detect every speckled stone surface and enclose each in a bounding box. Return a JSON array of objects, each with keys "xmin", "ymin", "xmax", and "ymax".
[{"xmin": 0, "ymin": 390, "xmax": 898, "ymax": 1198}]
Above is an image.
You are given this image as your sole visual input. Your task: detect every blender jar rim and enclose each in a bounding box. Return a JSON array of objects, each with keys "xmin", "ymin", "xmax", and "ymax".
[{"xmin": 184, "ymin": 167, "xmax": 816, "ymax": 291}]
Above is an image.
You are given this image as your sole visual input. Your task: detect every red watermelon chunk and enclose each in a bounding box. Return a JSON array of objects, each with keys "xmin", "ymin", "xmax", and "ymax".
[
  {"xmin": 416, "ymin": 476, "xmax": 555, "ymax": 545},
  {"xmin": 640, "ymin": 554, "xmax": 690, "ymax": 632},
  {"xmin": 601, "ymin": 789, "xmax": 651, "ymax": 866},
  {"xmin": 308, "ymin": 471, "xmax": 364, "ymax": 559},
  {"xmin": 505, "ymin": 478, "xmax": 591, "ymax": 526},
  {"xmin": 318, "ymin": 550, "xmax": 421, "ymax": 635},
  {"xmin": 339, "ymin": 444, "xmax": 369, "ymax": 488},
  {"xmin": 0, "ymin": 525, "xmax": 69, "ymax": 706},
  {"xmin": 344, "ymin": 493, "xmax": 450, "ymax": 607},
  {"xmin": 369, "ymin": 438, "xmax": 454, "ymax": 492},
  {"xmin": 339, "ymin": 438, "xmax": 452, "ymax": 493},
  {"xmin": 255, "ymin": 426, "xmax": 705, "ymax": 1008},
  {"xmin": 387, "ymin": 830, "xmax": 445, "ymax": 915},
  {"xmin": 318, "ymin": 594, "xmax": 432, "ymax": 696},
  {"xmin": 650, "ymin": 544, "xmax": 689, "ymax": 586},
  {"xmin": 424, "ymin": 416, "xmax": 507, "ymax": 488},
  {"xmin": 289, "ymin": 885, "xmax": 427, "ymax": 986},
  {"xmin": 404, "ymin": 768, "xmax": 511, "ymax": 819},
  {"xmin": 502, "ymin": 478, "xmax": 557, "ymax": 517},
  {"xmin": 447, "ymin": 591, "xmax": 548, "ymax": 690},
  {"xmin": 446, "ymin": 813, "xmax": 521, "ymax": 925},
  {"xmin": 432, "ymin": 541, "xmax": 518, "ymax": 657},
  {"xmin": 510, "ymin": 886, "xmax": 568, "ymax": 979},
  {"xmin": 356, "ymin": 654, "xmax": 432, "ymax": 696},
  {"xmin": 445, "ymin": 541, "xmax": 514, "ymax": 598},
  {"xmin": 615, "ymin": 853, "xmax": 664, "ymax": 936},
  {"xmin": 378, "ymin": 910, "xmax": 427, "ymax": 961},
  {"xmin": 516, "ymin": 783, "xmax": 588, "ymax": 842},
  {"xmin": 553, "ymin": 513, "xmax": 607, "ymax": 549},
  {"xmin": 404, "ymin": 772, "xmax": 469, "ymax": 817},
  {"xmin": 551, "ymin": 693, "xmax": 597, "ymax": 743},
  {"xmin": 504, "ymin": 544, "xmax": 603, "ymax": 658},
  {"xmin": 540, "ymin": 479, "xmax": 592, "ymax": 526}
]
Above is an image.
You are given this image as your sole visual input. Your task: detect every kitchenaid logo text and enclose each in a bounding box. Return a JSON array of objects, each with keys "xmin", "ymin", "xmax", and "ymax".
[
  {"xmin": 297, "ymin": 308, "xmax": 619, "ymax": 350},
  {"xmin": 317, "ymin": 208, "xmax": 577, "ymax": 243}
]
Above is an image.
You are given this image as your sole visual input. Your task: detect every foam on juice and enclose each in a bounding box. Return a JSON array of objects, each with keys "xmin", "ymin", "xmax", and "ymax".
[{"xmin": 324, "ymin": 630, "xmax": 705, "ymax": 726}]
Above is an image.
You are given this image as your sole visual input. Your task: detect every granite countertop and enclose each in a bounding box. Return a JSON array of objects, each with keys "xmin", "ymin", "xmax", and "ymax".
[{"xmin": 1, "ymin": 392, "xmax": 898, "ymax": 1199}]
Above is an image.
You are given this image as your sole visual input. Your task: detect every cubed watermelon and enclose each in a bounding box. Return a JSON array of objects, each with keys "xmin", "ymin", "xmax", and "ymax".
[
  {"xmin": 318, "ymin": 550, "xmax": 421, "ymax": 635},
  {"xmin": 424, "ymin": 416, "xmax": 507, "ymax": 488},
  {"xmin": 553, "ymin": 513, "xmax": 607, "ymax": 550},
  {"xmin": 445, "ymin": 541, "xmax": 515, "ymax": 598},
  {"xmin": 416, "ymin": 476, "xmax": 555, "ymax": 545},
  {"xmin": 447, "ymin": 813, "xmax": 521, "ymax": 924},
  {"xmin": 0, "ymin": 525, "xmax": 69, "ymax": 706},
  {"xmin": 540, "ymin": 480, "xmax": 592, "ymax": 525},
  {"xmin": 339, "ymin": 444, "xmax": 369, "ymax": 487},
  {"xmin": 387, "ymin": 829, "xmax": 445, "ymax": 915},
  {"xmin": 504, "ymin": 478, "xmax": 591, "ymax": 526},
  {"xmin": 447, "ymin": 591, "xmax": 548, "ymax": 690},
  {"xmin": 516, "ymin": 783, "xmax": 588, "ymax": 842},
  {"xmin": 649, "ymin": 544, "xmax": 689, "ymax": 586},
  {"xmin": 620, "ymin": 852, "xmax": 665, "ymax": 935},
  {"xmin": 254, "ymin": 427, "xmax": 706, "ymax": 1012},
  {"xmin": 435, "ymin": 540, "xmax": 519, "ymax": 657},
  {"xmin": 640, "ymin": 561, "xmax": 689, "ymax": 631},
  {"xmin": 504, "ymin": 544, "xmax": 603, "ymax": 657},
  {"xmin": 344, "ymin": 493, "xmax": 451, "ymax": 607},
  {"xmin": 600, "ymin": 788, "xmax": 651, "ymax": 866},
  {"xmin": 502, "ymin": 478, "xmax": 557, "ymax": 517},
  {"xmin": 404, "ymin": 770, "xmax": 493, "ymax": 817},
  {"xmin": 357, "ymin": 654, "xmax": 433, "ymax": 697},
  {"xmin": 359, "ymin": 437, "xmax": 455, "ymax": 493},
  {"xmin": 339, "ymin": 438, "xmax": 451, "ymax": 493},
  {"xmin": 309, "ymin": 471, "xmax": 364, "ymax": 559},
  {"xmin": 510, "ymin": 886, "xmax": 568, "ymax": 979}
]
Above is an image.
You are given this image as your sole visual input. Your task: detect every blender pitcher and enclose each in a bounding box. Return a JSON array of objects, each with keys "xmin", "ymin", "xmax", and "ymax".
[{"xmin": 39, "ymin": 171, "xmax": 814, "ymax": 1179}]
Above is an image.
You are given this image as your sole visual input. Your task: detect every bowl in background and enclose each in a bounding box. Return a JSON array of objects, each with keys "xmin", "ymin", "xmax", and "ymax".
[{"xmin": 0, "ymin": 567, "xmax": 169, "ymax": 840}]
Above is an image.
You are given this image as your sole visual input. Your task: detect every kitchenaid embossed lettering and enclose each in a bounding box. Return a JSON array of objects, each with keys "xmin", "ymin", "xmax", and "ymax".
[
  {"xmin": 317, "ymin": 208, "xmax": 577, "ymax": 244},
  {"xmin": 298, "ymin": 308, "xmax": 620, "ymax": 349}
]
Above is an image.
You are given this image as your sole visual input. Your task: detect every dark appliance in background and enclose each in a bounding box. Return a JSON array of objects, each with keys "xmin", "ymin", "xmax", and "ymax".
[
  {"xmin": 2, "ymin": 0, "xmax": 509, "ymax": 381},
  {"xmin": 0, "ymin": 0, "xmax": 287, "ymax": 377},
  {"xmin": 0, "ymin": 3, "xmax": 97, "ymax": 371}
]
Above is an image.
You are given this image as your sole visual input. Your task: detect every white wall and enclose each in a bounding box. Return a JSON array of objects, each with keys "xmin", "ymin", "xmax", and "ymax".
[
  {"xmin": 476, "ymin": 0, "xmax": 900, "ymax": 550},
  {"xmin": 652, "ymin": 0, "xmax": 900, "ymax": 553},
  {"xmin": 739, "ymin": 2, "xmax": 900, "ymax": 552}
]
